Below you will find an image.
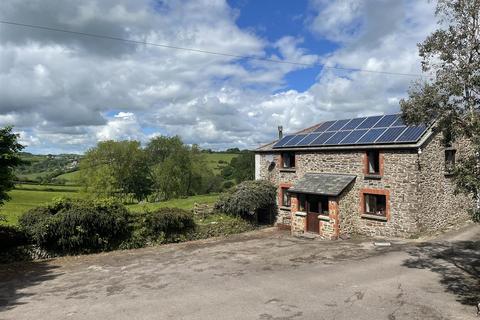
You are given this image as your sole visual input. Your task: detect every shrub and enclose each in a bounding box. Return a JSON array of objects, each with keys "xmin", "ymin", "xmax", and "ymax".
[
  {"xmin": 0, "ymin": 225, "xmax": 28, "ymax": 250},
  {"xmin": 19, "ymin": 198, "xmax": 132, "ymax": 254},
  {"xmin": 214, "ymin": 180, "xmax": 277, "ymax": 222},
  {"xmin": 190, "ymin": 214, "xmax": 256, "ymax": 240},
  {"xmin": 134, "ymin": 207, "xmax": 195, "ymax": 242}
]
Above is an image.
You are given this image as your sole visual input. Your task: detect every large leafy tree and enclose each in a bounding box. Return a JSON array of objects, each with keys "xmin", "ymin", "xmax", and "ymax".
[
  {"xmin": 221, "ymin": 152, "xmax": 255, "ymax": 183},
  {"xmin": 0, "ymin": 126, "xmax": 23, "ymax": 205},
  {"xmin": 80, "ymin": 140, "xmax": 151, "ymax": 202},
  {"xmin": 400, "ymin": 0, "xmax": 480, "ymax": 214}
]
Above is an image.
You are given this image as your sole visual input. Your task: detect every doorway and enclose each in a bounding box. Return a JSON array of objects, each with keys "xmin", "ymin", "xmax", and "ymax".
[{"xmin": 300, "ymin": 194, "xmax": 329, "ymax": 234}]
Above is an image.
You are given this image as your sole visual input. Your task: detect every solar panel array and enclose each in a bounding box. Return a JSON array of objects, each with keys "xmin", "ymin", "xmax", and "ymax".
[{"xmin": 273, "ymin": 114, "xmax": 427, "ymax": 149}]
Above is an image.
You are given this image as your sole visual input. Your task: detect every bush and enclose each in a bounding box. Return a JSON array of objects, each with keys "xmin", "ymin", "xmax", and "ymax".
[
  {"xmin": 190, "ymin": 214, "xmax": 256, "ymax": 240},
  {"xmin": 0, "ymin": 225, "xmax": 29, "ymax": 250},
  {"xmin": 19, "ymin": 198, "xmax": 132, "ymax": 254},
  {"xmin": 132, "ymin": 207, "xmax": 196, "ymax": 243},
  {"xmin": 214, "ymin": 180, "xmax": 277, "ymax": 222}
]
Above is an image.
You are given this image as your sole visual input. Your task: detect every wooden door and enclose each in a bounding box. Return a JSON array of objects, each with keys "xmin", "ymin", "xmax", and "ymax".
[{"xmin": 306, "ymin": 212, "xmax": 319, "ymax": 234}]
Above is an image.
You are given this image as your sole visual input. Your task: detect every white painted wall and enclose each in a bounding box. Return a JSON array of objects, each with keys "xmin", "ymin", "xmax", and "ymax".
[{"xmin": 255, "ymin": 154, "xmax": 261, "ymax": 180}]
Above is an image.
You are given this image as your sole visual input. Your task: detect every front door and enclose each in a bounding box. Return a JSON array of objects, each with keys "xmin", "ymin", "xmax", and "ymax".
[{"xmin": 306, "ymin": 212, "xmax": 319, "ymax": 233}]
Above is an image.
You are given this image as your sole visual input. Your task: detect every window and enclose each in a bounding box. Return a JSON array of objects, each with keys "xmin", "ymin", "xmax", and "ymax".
[
  {"xmin": 445, "ymin": 149, "xmax": 456, "ymax": 173},
  {"xmin": 281, "ymin": 187, "xmax": 291, "ymax": 207},
  {"xmin": 364, "ymin": 194, "xmax": 387, "ymax": 216},
  {"xmin": 281, "ymin": 152, "xmax": 295, "ymax": 168},
  {"xmin": 297, "ymin": 194, "xmax": 329, "ymax": 215},
  {"xmin": 366, "ymin": 150, "xmax": 380, "ymax": 175},
  {"xmin": 298, "ymin": 194, "xmax": 306, "ymax": 212}
]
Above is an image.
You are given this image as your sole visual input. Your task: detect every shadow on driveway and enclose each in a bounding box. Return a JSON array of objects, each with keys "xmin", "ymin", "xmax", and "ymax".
[
  {"xmin": 0, "ymin": 261, "xmax": 61, "ymax": 312},
  {"xmin": 403, "ymin": 240, "xmax": 480, "ymax": 306}
]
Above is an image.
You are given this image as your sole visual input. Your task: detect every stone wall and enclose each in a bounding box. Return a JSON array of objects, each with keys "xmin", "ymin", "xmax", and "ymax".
[
  {"xmin": 257, "ymin": 129, "xmax": 477, "ymax": 238},
  {"xmin": 258, "ymin": 147, "xmax": 422, "ymax": 238},
  {"xmin": 417, "ymin": 133, "xmax": 473, "ymax": 233}
]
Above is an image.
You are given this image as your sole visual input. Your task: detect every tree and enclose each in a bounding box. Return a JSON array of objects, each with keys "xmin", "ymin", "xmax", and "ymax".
[
  {"xmin": 80, "ymin": 140, "xmax": 151, "ymax": 202},
  {"xmin": 0, "ymin": 127, "xmax": 23, "ymax": 205},
  {"xmin": 400, "ymin": 0, "xmax": 480, "ymax": 213},
  {"xmin": 221, "ymin": 152, "xmax": 255, "ymax": 183}
]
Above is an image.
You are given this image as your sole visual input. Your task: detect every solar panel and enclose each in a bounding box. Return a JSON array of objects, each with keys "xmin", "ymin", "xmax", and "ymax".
[
  {"xmin": 392, "ymin": 116, "xmax": 405, "ymax": 127},
  {"xmin": 273, "ymin": 135, "xmax": 295, "ymax": 148},
  {"xmin": 396, "ymin": 125, "xmax": 426, "ymax": 142},
  {"xmin": 376, "ymin": 126, "xmax": 406, "ymax": 143},
  {"xmin": 357, "ymin": 115, "xmax": 383, "ymax": 129},
  {"xmin": 284, "ymin": 134, "xmax": 307, "ymax": 146},
  {"xmin": 297, "ymin": 133, "xmax": 321, "ymax": 145},
  {"xmin": 314, "ymin": 121, "xmax": 336, "ymax": 133},
  {"xmin": 327, "ymin": 119, "xmax": 350, "ymax": 131},
  {"xmin": 311, "ymin": 131, "xmax": 335, "ymax": 145},
  {"xmin": 374, "ymin": 114, "xmax": 399, "ymax": 128},
  {"xmin": 340, "ymin": 129, "xmax": 368, "ymax": 144},
  {"xmin": 325, "ymin": 130, "xmax": 352, "ymax": 144},
  {"xmin": 357, "ymin": 128, "xmax": 387, "ymax": 144},
  {"xmin": 342, "ymin": 117, "xmax": 366, "ymax": 130},
  {"xmin": 271, "ymin": 113, "xmax": 428, "ymax": 149}
]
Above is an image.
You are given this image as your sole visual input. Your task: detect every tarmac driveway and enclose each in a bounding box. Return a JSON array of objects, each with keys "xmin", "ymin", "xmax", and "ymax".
[{"xmin": 0, "ymin": 224, "xmax": 479, "ymax": 320}]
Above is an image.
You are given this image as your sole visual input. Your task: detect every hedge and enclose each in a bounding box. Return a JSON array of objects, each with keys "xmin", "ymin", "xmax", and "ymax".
[{"xmin": 19, "ymin": 198, "xmax": 132, "ymax": 254}]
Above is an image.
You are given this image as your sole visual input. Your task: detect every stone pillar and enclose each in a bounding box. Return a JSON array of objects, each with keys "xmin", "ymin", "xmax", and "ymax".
[
  {"xmin": 291, "ymin": 194, "xmax": 306, "ymax": 235},
  {"xmin": 318, "ymin": 198, "xmax": 340, "ymax": 240}
]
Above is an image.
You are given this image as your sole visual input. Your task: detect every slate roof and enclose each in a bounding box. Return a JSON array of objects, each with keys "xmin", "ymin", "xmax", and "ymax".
[{"xmin": 288, "ymin": 173, "xmax": 356, "ymax": 196}]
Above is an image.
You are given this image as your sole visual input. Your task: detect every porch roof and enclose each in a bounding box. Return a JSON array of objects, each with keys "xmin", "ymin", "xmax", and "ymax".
[{"xmin": 288, "ymin": 173, "xmax": 356, "ymax": 197}]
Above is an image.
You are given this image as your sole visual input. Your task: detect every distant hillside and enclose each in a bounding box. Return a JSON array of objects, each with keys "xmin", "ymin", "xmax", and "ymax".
[
  {"xmin": 15, "ymin": 152, "xmax": 82, "ymax": 185},
  {"xmin": 15, "ymin": 152, "xmax": 240, "ymax": 185}
]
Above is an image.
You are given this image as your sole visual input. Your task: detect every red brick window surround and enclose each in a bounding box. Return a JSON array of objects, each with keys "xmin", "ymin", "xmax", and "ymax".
[
  {"xmin": 279, "ymin": 183, "xmax": 292, "ymax": 208},
  {"xmin": 359, "ymin": 188, "xmax": 390, "ymax": 221},
  {"xmin": 363, "ymin": 150, "xmax": 384, "ymax": 177}
]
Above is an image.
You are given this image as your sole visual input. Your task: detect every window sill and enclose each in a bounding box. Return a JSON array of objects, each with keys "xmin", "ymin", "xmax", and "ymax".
[
  {"xmin": 318, "ymin": 215, "xmax": 330, "ymax": 221},
  {"xmin": 364, "ymin": 174, "xmax": 382, "ymax": 180},
  {"xmin": 295, "ymin": 211, "xmax": 306, "ymax": 217},
  {"xmin": 280, "ymin": 168, "xmax": 296, "ymax": 173},
  {"xmin": 361, "ymin": 214, "xmax": 388, "ymax": 222},
  {"xmin": 279, "ymin": 206, "xmax": 291, "ymax": 211}
]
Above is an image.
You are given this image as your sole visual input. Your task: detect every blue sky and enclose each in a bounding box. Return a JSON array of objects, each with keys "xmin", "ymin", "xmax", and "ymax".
[{"xmin": 0, "ymin": 0, "xmax": 437, "ymax": 154}]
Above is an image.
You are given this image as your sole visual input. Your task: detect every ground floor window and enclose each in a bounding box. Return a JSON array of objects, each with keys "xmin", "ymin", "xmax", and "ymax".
[
  {"xmin": 281, "ymin": 187, "xmax": 291, "ymax": 207},
  {"xmin": 297, "ymin": 194, "xmax": 329, "ymax": 215},
  {"xmin": 364, "ymin": 193, "xmax": 386, "ymax": 216}
]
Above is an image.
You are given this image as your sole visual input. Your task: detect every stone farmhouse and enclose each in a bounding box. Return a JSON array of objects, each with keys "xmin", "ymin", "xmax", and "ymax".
[{"xmin": 254, "ymin": 113, "xmax": 472, "ymax": 239}]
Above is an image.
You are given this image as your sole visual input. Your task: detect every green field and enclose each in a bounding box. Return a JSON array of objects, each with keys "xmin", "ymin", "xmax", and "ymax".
[
  {"xmin": 127, "ymin": 194, "xmax": 219, "ymax": 212},
  {"xmin": 1, "ymin": 184, "xmax": 219, "ymax": 226},
  {"xmin": 56, "ymin": 170, "xmax": 83, "ymax": 184},
  {"xmin": 1, "ymin": 185, "xmax": 83, "ymax": 225},
  {"xmin": 204, "ymin": 153, "xmax": 237, "ymax": 174}
]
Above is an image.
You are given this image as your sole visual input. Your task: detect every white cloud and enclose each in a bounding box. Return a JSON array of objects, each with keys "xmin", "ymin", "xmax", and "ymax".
[
  {"xmin": 96, "ymin": 112, "xmax": 145, "ymax": 141},
  {"xmin": 0, "ymin": 0, "xmax": 438, "ymax": 152}
]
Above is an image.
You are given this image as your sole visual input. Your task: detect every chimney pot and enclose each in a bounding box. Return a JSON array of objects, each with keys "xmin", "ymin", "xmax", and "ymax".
[{"xmin": 278, "ymin": 126, "xmax": 283, "ymax": 139}]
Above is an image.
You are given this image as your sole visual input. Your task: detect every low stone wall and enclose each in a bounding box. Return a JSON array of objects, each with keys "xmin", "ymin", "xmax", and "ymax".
[{"xmin": 193, "ymin": 203, "xmax": 213, "ymax": 219}]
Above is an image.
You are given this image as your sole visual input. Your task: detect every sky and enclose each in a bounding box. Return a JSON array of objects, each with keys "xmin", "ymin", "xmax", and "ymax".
[{"xmin": 0, "ymin": 0, "xmax": 438, "ymax": 154}]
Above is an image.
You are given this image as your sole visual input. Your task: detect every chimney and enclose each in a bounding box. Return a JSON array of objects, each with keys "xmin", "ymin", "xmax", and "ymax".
[{"xmin": 278, "ymin": 126, "xmax": 283, "ymax": 140}]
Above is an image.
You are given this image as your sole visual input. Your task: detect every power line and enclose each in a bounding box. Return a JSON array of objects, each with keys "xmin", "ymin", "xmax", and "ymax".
[{"xmin": 0, "ymin": 19, "xmax": 425, "ymax": 78}]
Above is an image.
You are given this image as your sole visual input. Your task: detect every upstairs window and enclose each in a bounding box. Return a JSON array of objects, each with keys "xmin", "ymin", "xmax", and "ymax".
[
  {"xmin": 445, "ymin": 149, "xmax": 456, "ymax": 173},
  {"xmin": 366, "ymin": 150, "xmax": 380, "ymax": 175},
  {"xmin": 364, "ymin": 194, "xmax": 387, "ymax": 217},
  {"xmin": 281, "ymin": 187, "xmax": 291, "ymax": 207},
  {"xmin": 281, "ymin": 152, "xmax": 296, "ymax": 169}
]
